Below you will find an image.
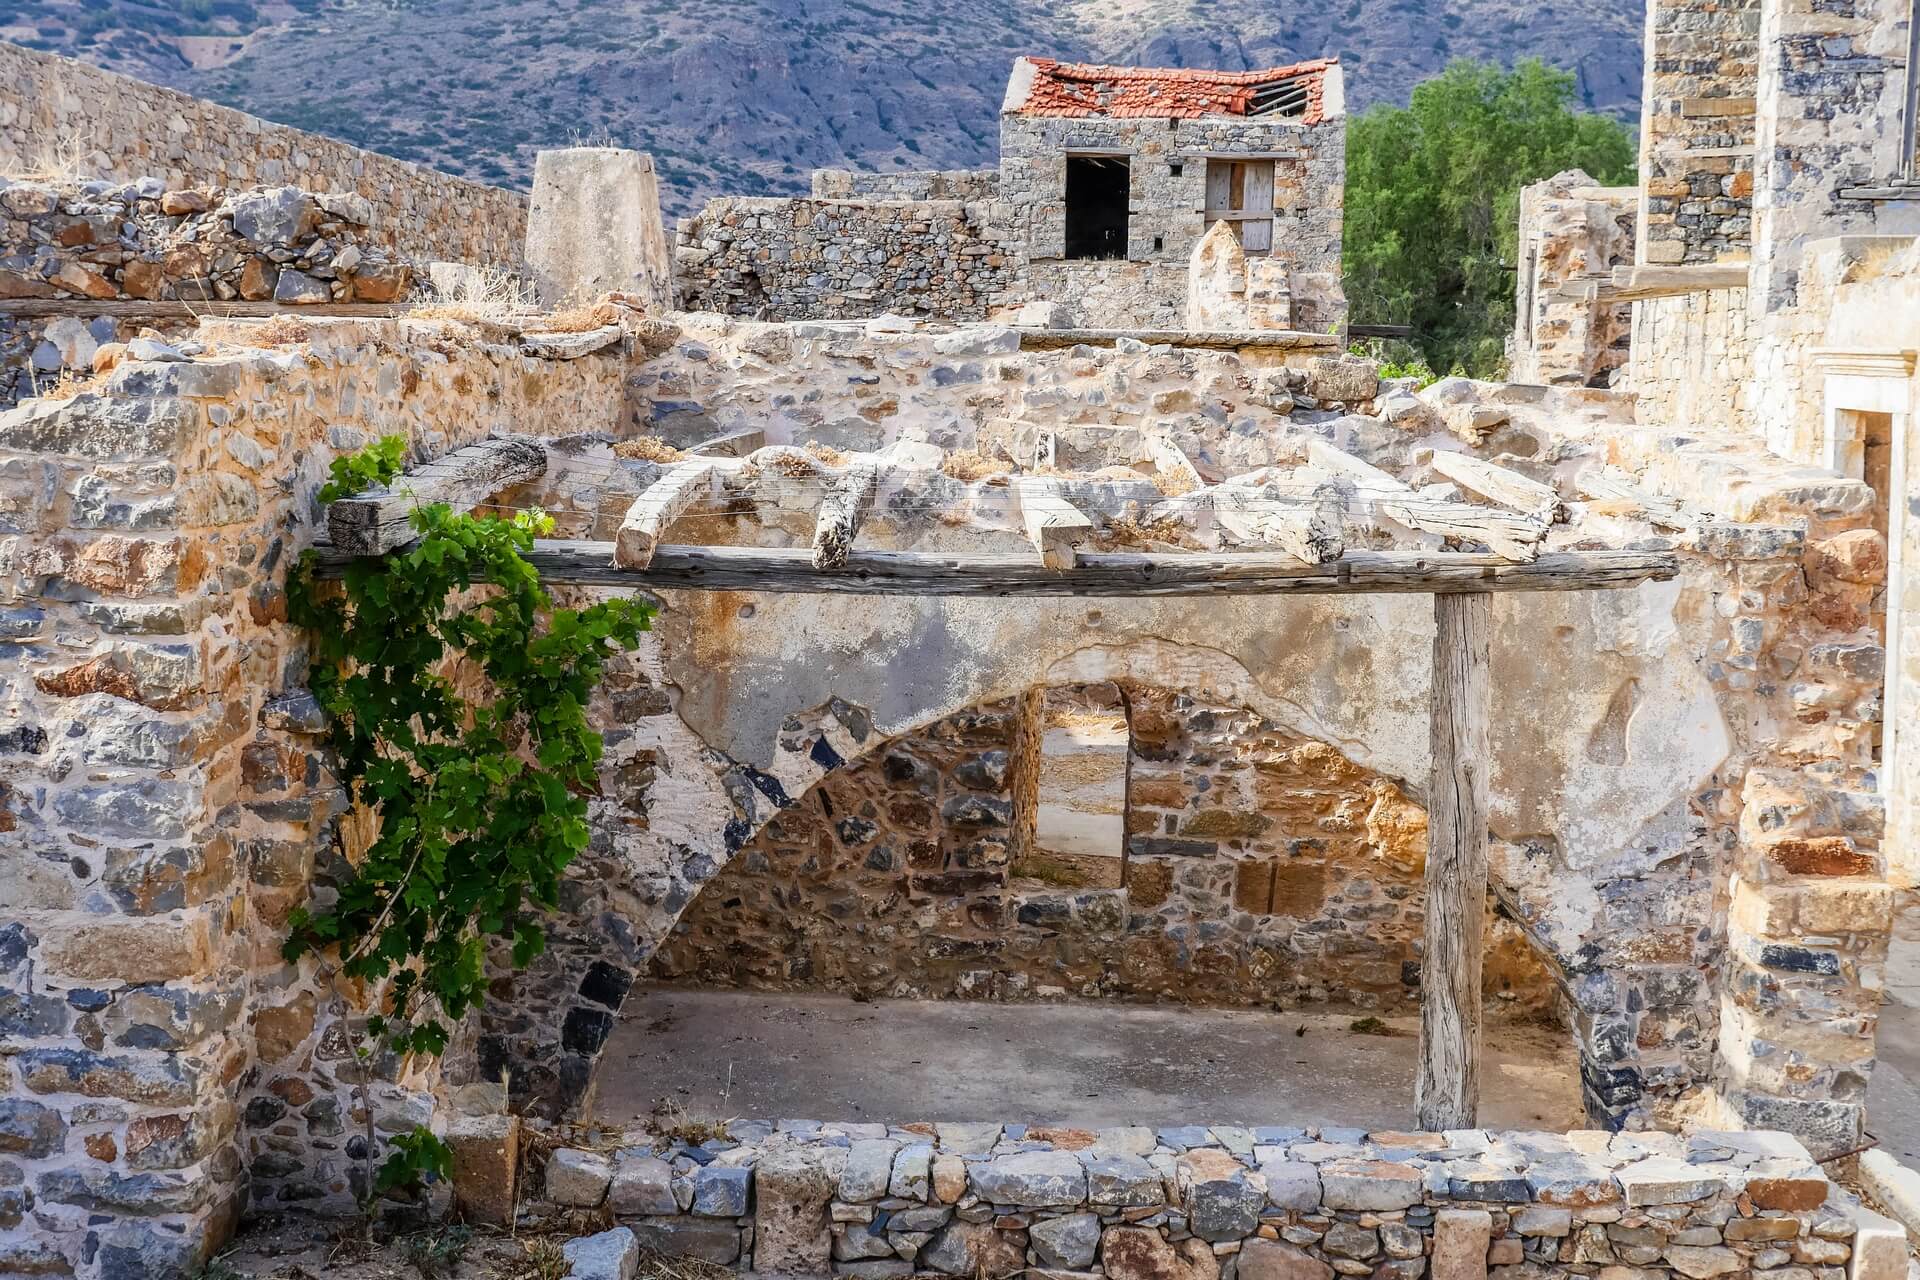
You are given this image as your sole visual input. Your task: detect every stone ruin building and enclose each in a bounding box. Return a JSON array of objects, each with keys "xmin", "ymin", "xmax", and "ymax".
[
  {"xmin": 0, "ymin": 8, "xmax": 1918, "ymax": 1280},
  {"xmin": 677, "ymin": 56, "xmax": 1348, "ymax": 333}
]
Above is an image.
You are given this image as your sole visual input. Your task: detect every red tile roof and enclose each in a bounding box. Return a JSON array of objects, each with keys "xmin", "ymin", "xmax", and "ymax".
[{"xmin": 1013, "ymin": 58, "xmax": 1338, "ymax": 125}]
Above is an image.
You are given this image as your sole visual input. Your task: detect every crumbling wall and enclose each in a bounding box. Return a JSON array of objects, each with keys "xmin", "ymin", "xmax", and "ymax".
[
  {"xmin": 1510, "ymin": 172, "xmax": 1636, "ymax": 387},
  {"xmin": 999, "ymin": 113, "xmax": 1345, "ymax": 331},
  {"xmin": 0, "ymin": 42, "xmax": 527, "ymax": 268},
  {"xmin": 652, "ymin": 686, "xmax": 1562, "ymax": 1013},
  {"xmin": 1627, "ymin": 287, "xmax": 1754, "ymax": 431},
  {"xmin": 0, "ymin": 316, "xmax": 631, "ymax": 1277},
  {"xmin": 1, "ymin": 178, "xmax": 422, "ymax": 405},
  {"xmin": 1634, "ymin": 0, "xmax": 1758, "ymax": 265},
  {"xmin": 675, "ymin": 197, "xmax": 1022, "ymax": 321},
  {"xmin": 811, "ymin": 169, "xmax": 1001, "ymax": 201}
]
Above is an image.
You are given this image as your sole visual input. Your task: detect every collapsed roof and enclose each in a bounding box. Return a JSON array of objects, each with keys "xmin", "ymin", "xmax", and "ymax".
[{"xmin": 1003, "ymin": 56, "xmax": 1343, "ymax": 125}]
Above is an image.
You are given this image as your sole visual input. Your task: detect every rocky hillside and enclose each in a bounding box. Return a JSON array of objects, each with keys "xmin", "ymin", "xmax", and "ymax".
[{"xmin": 8, "ymin": 0, "xmax": 1642, "ymax": 215}]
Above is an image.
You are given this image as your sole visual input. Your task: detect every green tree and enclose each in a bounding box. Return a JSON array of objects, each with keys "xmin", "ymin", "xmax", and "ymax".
[{"xmin": 1343, "ymin": 58, "xmax": 1637, "ymax": 377}]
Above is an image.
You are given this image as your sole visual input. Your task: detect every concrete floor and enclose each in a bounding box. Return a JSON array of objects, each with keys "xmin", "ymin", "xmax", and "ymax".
[
  {"xmin": 597, "ymin": 987, "xmax": 1587, "ymax": 1133},
  {"xmin": 1868, "ymin": 892, "xmax": 1920, "ymax": 1162}
]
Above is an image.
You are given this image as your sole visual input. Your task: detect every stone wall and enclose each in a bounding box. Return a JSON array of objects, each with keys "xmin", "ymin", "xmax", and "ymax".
[
  {"xmin": 1634, "ymin": 0, "xmax": 1757, "ymax": 265},
  {"xmin": 0, "ymin": 41, "xmax": 527, "ymax": 269},
  {"xmin": 675, "ymin": 197, "xmax": 1022, "ymax": 321},
  {"xmin": 812, "ymin": 169, "xmax": 1001, "ymax": 201},
  {"xmin": 1, "ymin": 178, "xmax": 422, "ymax": 405},
  {"xmin": 0, "ymin": 314, "xmax": 633, "ymax": 1277},
  {"xmin": 1626, "ymin": 288, "xmax": 1754, "ymax": 431},
  {"xmin": 1510, "ymin": 172, "xmax": 1636, "ymax": 387},
  {"xmin": 517, "ymin": 1119, "xmax": 1871, "ymax": 1280},
  {"xmin": 651, "ymin": 686, "xmax": 1559, "ymax": 1014}
]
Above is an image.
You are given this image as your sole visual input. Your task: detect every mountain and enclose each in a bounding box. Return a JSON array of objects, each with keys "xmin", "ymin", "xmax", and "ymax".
[{"xmin": 4, "ymin": 0, "xmax": 1644, "ymax": 216}]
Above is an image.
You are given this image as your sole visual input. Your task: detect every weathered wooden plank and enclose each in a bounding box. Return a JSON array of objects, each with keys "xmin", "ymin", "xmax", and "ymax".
[
  {"xmin": 1018, "ymin": 327, "xmax": 1341, "ymax": 352},
  {"xmin": 518, "ymin": 325, "xmax": 624, "ymax": 360},
  {"xmin": 1575, "ymin": 465, "xmax": 1694, "ymax": 530},
  {"xmin": 688, "ymin": 428, "xmax": 767, "ymax": 458},
  {"xmin": 811, "ymin": 463, "xmax": 880, "ymax": 570},
  {"xmin": 1212, "ymin": 481, "xmax": 1346, "ymax": 564},
  {"xmin": 613, "ymin": 460, "xmax": 723, "ymax": 569},
  {"xmin": 1557, "ymin": 263, "xmax": 1749, "ymax": 304},
  {"xmin": 1429, "ymin": 451, "xmax": 1568, "ymax": 524},
  {"xmin": 313, "ymin": 542, "xmax": 1677, "ymax": 595},
  {"xmin": 326, "ymin": 437, "xmax": 548, "ymax": 556},
  {"xmin": 1417, "ymin": 590, "xmax": 1491, "ymax": 1131},
  {"xmin": 1014, "ymin": 476, "xmax": 1094, "ymax": 569},
  {"xmin": 0, "ymin": 299, "xmax": 410, "ymax": 320},
  {"xmin": 1306, "ymin": 440, "xmax": 1547, "ymax": 561}
]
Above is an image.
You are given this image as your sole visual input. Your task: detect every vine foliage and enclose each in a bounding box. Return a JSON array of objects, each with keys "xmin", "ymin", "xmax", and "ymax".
[{"xmin": 286, "ymin": 436, "xmax": 653, "ymax": 1194}]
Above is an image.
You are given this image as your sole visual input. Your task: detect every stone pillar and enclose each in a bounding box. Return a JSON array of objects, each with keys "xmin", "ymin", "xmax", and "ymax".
[
  {"xmin": 1510, "ymin": 171, "xmax": 1636, "ymax": 386},
  {"xmin": 526, "ymin": 148, "xmax": 674, "ymax": 310}
]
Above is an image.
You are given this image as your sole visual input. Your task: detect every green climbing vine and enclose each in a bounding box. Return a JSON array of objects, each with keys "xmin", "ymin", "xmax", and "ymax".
[{"xmin": 287, "ymin": 436, "xmax": 654, "ymax": 1198}]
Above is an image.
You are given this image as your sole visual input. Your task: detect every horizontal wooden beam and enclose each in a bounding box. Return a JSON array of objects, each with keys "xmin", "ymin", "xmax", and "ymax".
[
  {"xmin": 1555, "ymin": 264, "xmax": 1749, "ymax": 304},
  {"xmin": 0, "ymin": 299, "xmax": 409, "ymax": 320},
  {"xmin": 311, "ymin": 542, "xmax": 1678, "ymax": 596},
  {"xmin": 1018, "ymin": 327, "xmax": 1340, "ymax": 352},
  {"xmin": 326, "ymin": 437, "xmax": 548, "ymax": 556},
  {"xmin": 1348, "ymin": 324, "xmax": 1413, "ymax": 339}
]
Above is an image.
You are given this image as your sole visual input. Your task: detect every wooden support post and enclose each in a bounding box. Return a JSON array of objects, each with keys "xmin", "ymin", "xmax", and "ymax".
[
  {"xmin": 614, "ymin": 460, "xmax": 721, "ymax": 569},
  {"xmin": 811, "ymin": 464, "xmax": 880, "ymax": 570},
  {"xmin": 1014, "ymin": 476, "xmax": 1093, "ymax": 570},
  {"xmin": 326, "ymin": 436, "xmax": 548, "ymax": 556},
  {"xmin": 1418, "ymin": 590, "xmax": 1491, "ymax": 1131}
]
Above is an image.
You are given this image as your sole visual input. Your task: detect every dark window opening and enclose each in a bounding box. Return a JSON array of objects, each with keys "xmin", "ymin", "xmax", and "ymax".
[
  {"xmin": 1065, "ymin": 156, "xmax": 1130, "ymax": 260},
  {"xmin": 1153, "ymin": 235, "xmax": 1164, "ymax": 253},
  {"xmin": 1169, "ymin": 161, "xmax": 1184, "ymax": 177}
]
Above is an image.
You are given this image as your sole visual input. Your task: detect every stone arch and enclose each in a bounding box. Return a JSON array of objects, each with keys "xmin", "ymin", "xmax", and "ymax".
[{"xmin": 453, "ymin": 584, "xmax": 1730, "ymax": 1128}]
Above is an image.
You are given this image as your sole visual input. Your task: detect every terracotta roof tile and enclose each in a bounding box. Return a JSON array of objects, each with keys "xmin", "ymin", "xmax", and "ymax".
[{"xmin": 1015, "ymin": 58, "xmax": 1337, "ymax": 125}]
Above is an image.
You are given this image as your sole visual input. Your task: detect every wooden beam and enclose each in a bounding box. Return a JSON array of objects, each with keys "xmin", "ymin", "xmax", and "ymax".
[
  {"xmin": 1428, "ymin": 451, "xmax": 1568, "ymax": 524},
  {"xmin": 687, "ymin": 428, "xmax": 767, "ymax": 458},
  {"xmin": 0, "ymin": 299, "xmax": 410, "ymax": 320},
  {"xmin": 1417, "ymin": 590, "xmax": 1490, "ymax": 1131},
  {"xmin": 811, "ymin": 463, "xmax": 880, "ymax": 570},
  {"xmin": 1018, "ymin": 328, "xmax": 1341, "ymax": 352},
  {"xmin": 1574, "ymin": 466, "xmax": 1693, "ymax": 530},
  {"xmin": 1306, "ymin": 440, "xmax": 1547, "ymax": 561},
  {"xmin": 326, "ymin": 437, "xmax": 548, "ymax": 556},
  {"xmin": 1014, "ymin": 477, "xmax": 1093, "ymax": 570},
  {"xmin": 518, "ymin": 325, "xmax": 624, "ymax": 360},
  {"xmin": 614, "ymin": 461, "xmax": 722, "ymax": 569},
  {"xmin": 313, "ymin": 542, "xmax": 1678, "ymax": 596},
  {"xmin": 1557, "ymin": 264, "xmax": 1749, "ymax": 304},
  {"xmin": 1212, "ymin": 481, "xmax": 1346, "ymax": 564}
]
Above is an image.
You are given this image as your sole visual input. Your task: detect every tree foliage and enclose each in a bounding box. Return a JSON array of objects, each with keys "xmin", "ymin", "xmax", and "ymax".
[
  {"xmin": 1343, "ymin": 58, "xmax": 1637, "ymax": 377},
  {"xmin": 286, "ymin": 438, "xmax": 653, "ymax": 1196}
]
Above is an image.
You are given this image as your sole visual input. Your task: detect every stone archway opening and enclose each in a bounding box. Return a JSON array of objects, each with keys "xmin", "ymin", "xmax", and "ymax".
[{"xmin": 590, "ymin": 678, "xmax": 1586, "ymax": 1133}]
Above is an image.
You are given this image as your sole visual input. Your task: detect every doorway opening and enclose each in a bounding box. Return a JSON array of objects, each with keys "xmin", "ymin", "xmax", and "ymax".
[{"xmin": 1065, "ymin": 156, "xmax": 1130, "ymax": 260}]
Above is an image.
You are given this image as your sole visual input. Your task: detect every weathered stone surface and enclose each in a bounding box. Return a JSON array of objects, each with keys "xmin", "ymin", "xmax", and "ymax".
[
  {"xmin": 0, "ymin": 1100, "xmax": 67, "ymax": 1159},
  {"xmin": 921, "ymin": 1219, "xmax": 1026, "ymax": 1277},
  {"xmin": 1663, "ymin": 1246, "xmax": 1743, "ymax": 1279},
  {"xmin": 610, "ymin": 1155, "xmax": 676, "ymax": 1216},
  {"xmin": 1103, "ymin": 1226, "xmax": 1223, "ymax": 1280},
  {"xmin": 1179, "ymin": 1149, "xmax": 1264, "ymax": 1240},
  {"xmin": 562, "ymin": 1227, "xmax": 638, "ymax": 1280},
  {"xmin": 691, "ymin": 1164, "xmax": 751, "ymax": 1216},
  {"xmin": 1319, "ymin": 1160, "xmax": 1424, "ymax": 1210},
  {"xmin": 1512, "ymin": 1206, "xmax": 1573, "ymax": 1237},
  {"xmin": 1431, "ymin": 1209, "xmax": 1491, "ymax": 1280},
  {"xmin": 1260, "ymin": 1159, "xmax": 1322, "ymax": 1209},
  {"xmin": 971, "ymin": 1149, "xmax": 1086, "ymax": 1206},
  {"xmin": 447, "ymin": 1113, "xmax": 519, "ymax": 1227},
  {"xmin": 1614, "ymin": 1157, "xmax": 1723, "ymax": 1206},
  {"xmin": 228, "ymin": 187, "xmax": 317, "ymax": 246},
  {"xmin": 840, "ymin": 1139, "xmax": 898, "ymax": 1201},
  {"xmin": 931, "ymin": 1152, "xmax": 967, "ymax": 1203},
  {"xmin": 887, "ymin": 1142, "xmax": 932, "ymax": 1200},
  {"xmin": 1031, "ymin": 1212, "xmax": 1102, "ymax": 1269},
  {"xmin": 755, "ymin": 1142, "xmax": 849, "ymax": 1275},
  {"xmin": 629, "ymin": 1219, "xmax": 742, "ymax": 1265},
  {"xmin": 1086, "ymin": 1152, "xmax": 1165, "ymax": 1206},
  {"xmin": 546, "ymin": 1148, "xmax": 613, "ymax": 1207},
  {"xmin": 1237, "ymin": 1239, "xmax": 1335, "ymax": 1280}
]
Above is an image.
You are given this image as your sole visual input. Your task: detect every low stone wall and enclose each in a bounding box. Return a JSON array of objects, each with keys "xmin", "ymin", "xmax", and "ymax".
[
  {"xmin": 675, "ymin": 197, "xmax": 1022, "ymax": 320},
  {"xmin": 1, "ymin": 177, "xmax": 423, "ymax": 404},
  {"xmin": 812, "ymin": 169, "xmax": 1001, "ymax": 201},
  {"xmin": 518, "ymin": 1119, "xmax": 1868, "ymax": 1280},
  {"xmin": 0, "ymin": 40, "xmax": 526, "ymax": 269}
]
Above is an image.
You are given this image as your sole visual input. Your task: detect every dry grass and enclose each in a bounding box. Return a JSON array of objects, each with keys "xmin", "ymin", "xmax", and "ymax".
[
  {"xmin": 613, "ymin": 436, "xmax": 686, "ymax": 464},
  {"xmin": 252, "ymin": 315, "xmax": 313, "ymax": 347},
  {"xmin": 533, "ymin": 300, "xmax": 622, "ymax": 334},
  {"xmin": 1152, "ymin": 467, "xmax": 1198, "ymax": 497},
  {"xmin": 15, "ymin": 132, "xmax": 97, "ymax": 183},
  {"xmin": 646, "ymin": 1097, "xmax": 733, "ymax": 1149},
  {"xmin": 942, "ymin": 449, "xmax": 1010, "ymax": 482},
  {"xmin": 1103, "ymin": 514, "xmax": 1187, "ymax": 549},
  {"xmin": 635, "ymin": 1248, "xmax": 736, "ymax": 1280},
  {"xmin": 26, "ymin": 367, "xmax": 98, "ymax": 402},
  {"xmin": 1848, "ymin": 240, "xmax": 1915, "ymax": 284},
  {"xmin": 408, "ymin": 266, "xmax": 537, "ymax": 328},
  {"xmin": 802, "ymin": 441, "xmax": 849, "ymax": 467},
  {"xmin": 519, "ymin": 1239, "xmax": 569, "ymax": 1280}
]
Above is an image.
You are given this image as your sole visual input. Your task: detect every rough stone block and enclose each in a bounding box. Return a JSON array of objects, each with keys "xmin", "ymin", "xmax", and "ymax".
[
  {"xmin": 1237, "ymin": 1238, "xmax": 1335, "ymax": 1280},
  {"xmin": 888, "ymin": 1142, "xmax": 932, "ymax": 1200},
  {"xmin": 1847, "ymin": 1205, "xmax": 1906, "ymax": 1280},
  {"xmin": 630, "ymin": 1219, "xmax": 742, "ymax": 1265},
  {"xmin": 972, "ymin": 1149, "xmax": 1086, "ymax": 1207},
  {"xmin": 1663, "ymin": 1245, "xmax": 1743, "ymax": 1278},
  {"xmin": 840, "ymin": 1139, "xmax": 898, "ymax": 1201},
  {"xmin": 610, "ymin": 1155, "xmax": 677, "ymax": 1216},
  {"xmin": 692, "ymin": 1164, "xmax": 751, "ymax": 1216},
  {"xmin": 1319, "ymin": 1160, "xmax": 1424, "ymax": 1210},
  {"xmin": 1084, "ymin": 1153, "xmax": 1165, "ymax": 1207},
  {"xmin": 1431, "ymin": 1208, "xmax": 1491, "ymax": 1280},
  {"xmin": 446, "ymin": 1113, "xmax": 519, "ymax": 1226},
  {"xmin": 1613, "ymin": 1157, "xmax": 1723, "ymax": 1206},
  {"xmin": 1512, "ymin": 1206, "xmax": 1573, "ymax": 1237},
  {"xmin": 756, "ymin": 1142, "xmax": 849, "ymax": 1275},
  {"xmin": 921, "ymin": 1219, "xmax": 1026, "ymax": 1277},
  {"xmin": 1258, "ymin": 1159, "xmax": 1321, "ymax": 1210},
  {"xmin": 547, "ymin": 1148, "xmax": 613, "ymax": 1208},
  {"xmin": 1031, "ymin": 1213, "xmax": 1102, "ymax": 1269},
  {"xmin": 563, "ymin": 1227, "xmax": 638, "ymax": 1280}
]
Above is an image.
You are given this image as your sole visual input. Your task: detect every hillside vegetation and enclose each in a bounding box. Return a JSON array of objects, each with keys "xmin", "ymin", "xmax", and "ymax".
[{"xmin": 12, "ymin": 0, "xmax": 1641, "ymax": 214}]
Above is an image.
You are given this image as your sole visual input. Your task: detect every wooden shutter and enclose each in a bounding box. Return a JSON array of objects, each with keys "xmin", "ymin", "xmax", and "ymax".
[{"xmin": 1243, "ymin": 162, "xmax": 1274, "ymax": 254}]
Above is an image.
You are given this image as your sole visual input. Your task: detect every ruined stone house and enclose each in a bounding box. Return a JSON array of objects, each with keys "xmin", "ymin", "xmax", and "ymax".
[
  {"xmin": 0, "ymin": 12, "xmax": 1916, "ymax": 1280},
  {"xmin": 678, "ymin": 56, "xmax": 1348, "ymax": 331}
]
